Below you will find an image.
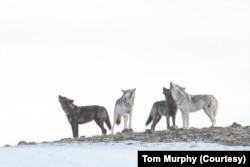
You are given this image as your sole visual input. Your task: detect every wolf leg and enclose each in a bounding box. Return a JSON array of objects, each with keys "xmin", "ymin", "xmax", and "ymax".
[
  {"xmin": 186, "ymin": 111, "xmax": 189, "ymax": 129},
  {"xmin": 123, "ymin": 115, "xmax": 128, "ymax": 129},
  {"xmin": 212, "ymin": 119, "xmax": 216, "ymax": 127},
  {"xmin": 128, "ymin": 112, "xmax": 132, "ymax": 129},
  {"xmin": 166, "ymin": 115, "xmax": 170, "ymax": 129},
  {"xmin": 151, "ymin": 115, "xmax": 161, "ymax": 131},
  {"xmin": 105, "ymin": 115, "xmax": 112, "ymax": 130},
  {"xmin": 203, "ymin": 107, "xmax": 216, "ymax": 127},
  {"xmin": 71, "ymin": 123, "xmax": 78, "ymax": 138},
  {"xmin": 180, "ymin": 109, "xmax": 186, "ymax": 129},
  {"xmin": 172, "ymin": 113, "xmax": 176, "ymax": 126},
  {"xmin": 111, "ymin": 112, "xmax": 118, "ymax": 134},
  {"xmin": 95, "ymin": 119, "xmax": 107, "ymax": 135}
]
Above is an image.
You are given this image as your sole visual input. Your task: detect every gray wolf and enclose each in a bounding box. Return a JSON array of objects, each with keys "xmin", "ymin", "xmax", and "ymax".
[
  {"xmin": 169, "ymin": 82, "xmax": 218, "ymax": 129},
  {"xmin": 58, "ymin": 95, "xmax": 111, "ymax": 138},
  {"xmin": 111, "ymin": 88, "xmax": 136, "ymax": 134},
  {"xmin": 146, "ymin": 87, "xmax": 178, "ymax": 131}
]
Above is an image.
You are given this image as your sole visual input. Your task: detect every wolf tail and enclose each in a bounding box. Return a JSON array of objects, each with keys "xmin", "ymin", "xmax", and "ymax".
[
  {"xmin": 212, "ymin": 96, "xmax": 219, "ymax": 118},
  {"xmin": 146, "ymin": 114, "xmax": 153, "ymax": 126},
  {"xmin": 104, "ymin": 108, "xmax": 112, "ymax": 130},
  {"xmin": 116, "ymin": 115, "xmax": 122, "ymax": 125},
  {"xmin": 146, "ymin": 103, "xmax": 156, "ymax": 126}
]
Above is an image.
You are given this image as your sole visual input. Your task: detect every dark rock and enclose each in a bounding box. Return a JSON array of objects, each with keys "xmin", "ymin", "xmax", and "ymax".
[
  {"xmin": 4, "ymin": 144, "xmax": 11, "ymax": 147},
  {"xmin": 231, "ymin": 122, "xmax": 242, "ymax": 128},
  {"xmin": 145, "ymin": 129, "xmax": 154, "ymax": 134},
  {"xmin": 169, "ymin": 125, "xmax": 179, "ymax": 131},
  {"xmin": 17, "ymin": 141, "xmax": 37, "ymax": 145}
]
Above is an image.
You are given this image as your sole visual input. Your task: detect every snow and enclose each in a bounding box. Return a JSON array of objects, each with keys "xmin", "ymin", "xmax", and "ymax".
[{"xmin": 1, "ymin": 141, "xmax": 250, "ymax": 167}]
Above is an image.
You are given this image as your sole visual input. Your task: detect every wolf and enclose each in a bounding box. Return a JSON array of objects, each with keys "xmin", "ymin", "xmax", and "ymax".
[
  {"xmin": 169, "ymin": 82, "xmax": 218, "ymax": 129},
  {"xmin": 111, "ymin": 88, "xmax": 136, "ymax": 134},
  {"xmin": 146, "ymin": 87, "xmax": 178, "ymax": 132},
  {"xmin": 58, "ymin": 95, "xmax": 111, "ymax": 138}
]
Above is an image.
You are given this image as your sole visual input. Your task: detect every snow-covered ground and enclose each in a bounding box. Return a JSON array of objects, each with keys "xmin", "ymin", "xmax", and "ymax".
[{"xmin": 1, "ymin": 141, "xmax": 250, "ymax": 167}]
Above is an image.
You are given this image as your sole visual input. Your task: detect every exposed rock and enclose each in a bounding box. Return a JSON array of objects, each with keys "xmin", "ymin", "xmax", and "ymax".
[
  {"xmin": 231, "ymin": 122, "xmax": 242, "ymax": 128},
  {"xmin": 122, "ymin": 129, "xmax": 134, "ymax": 134},
  {"xmin": 145, "ymin": 129, "xmax": 153, "ymax": 134},
  {"xmin": 14, "ymin": 123, "xmax": 250, "ymax": 147},
  {"xmin": 17, "ymin": 141, "xmax": 37, "ymax": 146},
  {"xmin": 169, "ymin": 125, "xmax": 179, "ymax": 131},
  {"xmin": 4, "ymin": 144, "xmax": 11, "ymax": 147}
]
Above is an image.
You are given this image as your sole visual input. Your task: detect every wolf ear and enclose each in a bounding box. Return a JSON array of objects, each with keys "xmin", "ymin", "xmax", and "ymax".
[
  {"xmin": 69, "ymin": 99, "xmax": 74, "ymax": 103},
  {"xmin": 163, "ymin": 87, "xmax": 169, "ymax": 93},
  {"xmin": 132, "ymin": 88, "xmax": 136, "ymax": 92},
  {"xmin": 170, "ymin": 82, "xmax": 173, "ymax": 88},
  {"xmin": 163, "ymin": 87, "xmax": 166, "ymax": 94},
  {"xmin": 121, "ymin": 90, "xmax": 125, "ymax": 93}
]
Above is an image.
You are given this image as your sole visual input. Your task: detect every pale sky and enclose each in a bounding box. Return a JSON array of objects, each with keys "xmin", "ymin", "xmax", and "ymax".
[{"xmin": 0, "ymin": 0, "xmax": 250, "ymax": 146}]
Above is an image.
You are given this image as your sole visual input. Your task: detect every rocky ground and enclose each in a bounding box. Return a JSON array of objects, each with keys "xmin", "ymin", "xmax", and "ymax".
[{"xmin": 15, "ymin": 122, "xmax": 250, "ymax": 147}]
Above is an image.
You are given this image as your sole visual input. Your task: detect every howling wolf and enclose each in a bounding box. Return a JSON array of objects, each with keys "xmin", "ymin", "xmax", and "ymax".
[
  {"xmin": 111, "ymin": 89, "xmax": 136, "ymax": 134},
  {"xmin": 146, "ymin": 87, "xmax": 178, "ymax": 131},
  {"xmin": 58, "ymin": 95, "xmax": 111, "ymax": 138},
  {"xmin": 169, "ymin": 82, "xmax": 218, "ymax": 129}
]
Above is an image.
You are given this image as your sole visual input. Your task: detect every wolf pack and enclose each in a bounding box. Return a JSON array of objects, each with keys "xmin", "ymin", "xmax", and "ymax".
[{"xmin": 58, "ymin": 82, "xmax": 218, "ymax": 138}]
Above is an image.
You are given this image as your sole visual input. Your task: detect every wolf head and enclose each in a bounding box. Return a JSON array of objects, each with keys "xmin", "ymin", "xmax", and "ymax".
[
  {"xmin": 163, "ymin": 87, "xmax": 176, "ymax": 100},
  {"xmin": 59, "ymin": 95, "xmax": 74, "ymax": 103},
  {"xmin": 121, "ymin": 88, "xmax": 136, "ymax": 99},
  {"xmin": 163, "ymin": 87, "xmax": 171, "ymax": 96},
  {"xmin": 58, "ymin": 95, "xmax": 76, "ymax": 114},
  {"xmin": 170, "ymin": 82, "xmax": 185, "ymax": 91},
  {"xmin": 169, "ymin": 82, "xmax": 186, "ymax": 100}
]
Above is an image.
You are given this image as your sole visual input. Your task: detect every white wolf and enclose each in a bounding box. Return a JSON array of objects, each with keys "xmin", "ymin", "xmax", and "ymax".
[
  {"xmin": 111, "ymin": 88, "xmax": 136, "ymax": 134},
  {"xmin": 170, "ymin": 82, "xmax": 218, "ymax": 129}
]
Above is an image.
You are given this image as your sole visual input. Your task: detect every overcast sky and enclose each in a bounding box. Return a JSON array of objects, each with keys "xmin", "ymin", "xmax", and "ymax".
[{"xmin": 0, "ymin": 0, "xmax": 250, "ymax": 146}]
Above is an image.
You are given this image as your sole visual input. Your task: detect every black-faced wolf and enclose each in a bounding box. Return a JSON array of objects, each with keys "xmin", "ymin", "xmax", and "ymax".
[
  {"xmin": 170, "ymin": 82, "xmax": 218, "ymax": 129},
  {"xmin": 111, "ymin": 88, "xmax": 136, "ymax": 134},
  {"xmin": 58, "ymin": 95, "xmax": 111, "ymax": 138},
  {"xmin": 146, "ymin": 87, "xmax": 178, "ymax": 132}
]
